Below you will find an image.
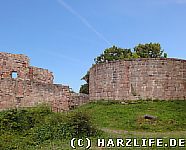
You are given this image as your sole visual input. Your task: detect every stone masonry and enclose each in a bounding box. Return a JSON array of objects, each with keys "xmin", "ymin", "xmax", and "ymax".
[
  {"xmin": 89, "ymin": 58, "xmax": 186, "ymax": 101},
  {"xmin": 1, "ymin": 52, "xmax": 186, "ymax": 111},
  {"xmin": 70, "ymin": 93, "xmax": 89, "ymax": 109},
  {"xmin": 0, "ymin": 52, "xmax": 87, "ymax": 111}
]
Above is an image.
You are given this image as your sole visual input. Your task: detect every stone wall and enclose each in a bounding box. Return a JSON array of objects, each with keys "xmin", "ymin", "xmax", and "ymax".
[
  {"xmin": 3, "ymin": 52, "xmax": 185, "ymax": 111},
  {"xmin": 0, "ymin": 79, "xmax": 71, "ymax": 111},
  {"xmin": 70, "ymin": 93, "xmax": 89, "ymax": 109},
  {"xmin": 0, "ymin": 52, "xmax": 30, "ymax": 79},
  {"xmin": 29, "ymin": 67, "xmax": 53, "ymax": 84},
  {"xmin": 0, "ymin": 52, "xmax": 53, "ymax": 84},
  {"xmin": 0, "ymin": 52, "xmax": 71, "ymax": 111},
  {"xmin": 89, "ymin": 58, "xmax": 186, "ymax": 101}
]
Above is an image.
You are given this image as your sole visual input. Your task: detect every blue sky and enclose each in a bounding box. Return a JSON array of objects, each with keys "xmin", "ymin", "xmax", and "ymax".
[{"xmin": 0, "ymin": 0, "xmax": 186, "ymax": 92}]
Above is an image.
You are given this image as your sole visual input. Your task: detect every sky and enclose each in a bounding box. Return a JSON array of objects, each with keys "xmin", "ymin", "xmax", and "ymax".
[{"xmin": 0, "ymin": 0, "xmax": 186, "ymax": 92}]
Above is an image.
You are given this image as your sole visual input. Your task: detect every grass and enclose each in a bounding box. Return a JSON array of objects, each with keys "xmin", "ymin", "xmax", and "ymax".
[
  {"xmin": 0, "ymin": 100, "xmax": 186, "ymax": 149},
  {"xmin": 74, "ymin": 100, "xmax": 186, "ymax": 132}
]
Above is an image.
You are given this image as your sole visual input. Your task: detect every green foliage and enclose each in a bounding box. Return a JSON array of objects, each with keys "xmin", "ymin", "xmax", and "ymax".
[
  {"xmin": 33, "ymin": 112, "xmax": 99, "ymax": 143},
  {"xmin": 66, "ymin": 111, "xmax": 100, "ymax": 138},
  {"xmin": 132, "ymin": 52, "xmax": 140, "ymax": 58},
  {"xmin": 164, "ymin": 52, "xmax": 168, "ymax": 58},
  {"xmin": 80, "ymin": 42, "xmax": 168, "ymax": 93},
  {"xmin": 0, "ymin": 105, "xmax": 100, "ymax": 149},
  {"xmin": 79, "ymin": 83, "xmax": 89, "ymax": 94},
  {"xmin": 0, "ymin": 101, "xmax": 186, "ymax": 149},
  {"xmin": 33, "ymin": 122, "xmax": 68, "ymax": 143},
  {"xmin": 134, "ymin": 42, "xmax": 167, "ymax": 58},
  {"xmin": 81, "ymin": 71, "xmax": 89, "ymax": 83},
  {"xmin": 0, "ymin": 105, "xmax": 52, "ymax": 135},
  {"xmin": 80, "ymin": 71, "xmax": 89, "ymax": 94},
  {"xmin": 94, "ymin": 45, "xmax": 132, "ymax": 64},
  {"xmin": 94, "ymin": 43, "xmax": 168, "ymax": 64}
]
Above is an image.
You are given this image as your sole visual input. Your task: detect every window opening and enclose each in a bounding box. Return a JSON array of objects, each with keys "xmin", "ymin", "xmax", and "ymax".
[{"xmin": 12, "ymin": 72, "xmax": 18, "ymax": 79}]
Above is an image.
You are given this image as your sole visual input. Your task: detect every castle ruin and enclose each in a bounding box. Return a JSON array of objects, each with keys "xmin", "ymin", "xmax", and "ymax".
[
  {"xmin": 0, "ymin": 52, "xmax": 186, "ymax": 111},
  {"xmin": 89, "ymin": 58, "xmax": 186, "ymax": 101},
  {"xmin": 0, "ymin": 52, "xmax": 88, "ymax": 111}
]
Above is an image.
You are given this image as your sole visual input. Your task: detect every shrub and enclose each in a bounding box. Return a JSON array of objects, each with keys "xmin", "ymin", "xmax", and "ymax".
[
  {"xmin": 0, "ymin": 106, "xmax": 102, "ymax": 147},
  {"xmin": 0, "ymin": 109, "xmax": 35, "ymax": 132},
  {"xmin": 0, "ymin": 105, "xmax": 52, "ymax": 133},
  {"xmin": 31, "ymin": 111, "xmax": 100, "ymax": 144},
  {"xmin": 66, "ymin": 111, "xmax": 100, "ymax": 138}
]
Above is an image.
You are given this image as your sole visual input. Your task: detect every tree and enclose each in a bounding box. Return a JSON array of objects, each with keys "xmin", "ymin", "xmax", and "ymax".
[
  {"xmin": 81, "ymin": 46, "xmax": 133, "ymax": 93},
  {"xmin": 80, "ymin": 43, "xmax": 168, "ymax": 94},
  {"xmin": 134, "ymin": 43, "xmax": 167, "ymax": 58},
  {"xmin": 94, "ymin": 45, "xmax": 132, "ymax": 64},
  {"xmin": 81, "ymin": 71, "xmax": 89, "ymax": 83},
  {"xmin": 79, "ymin": 84, "xmax": 89, "ymax": 94},
  {"xmin": 79, "ymin": 71, "xmax": 89, "ymax": 94}
]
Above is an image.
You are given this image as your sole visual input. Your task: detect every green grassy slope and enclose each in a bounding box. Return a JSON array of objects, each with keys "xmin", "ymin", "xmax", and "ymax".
[
  {"xmin": 74, "ymin": 100, "xmax": 186, "ymax": 132},
  {"xmin": 0, "ymin": 100, "xmax": 186, "ymax": 150}
]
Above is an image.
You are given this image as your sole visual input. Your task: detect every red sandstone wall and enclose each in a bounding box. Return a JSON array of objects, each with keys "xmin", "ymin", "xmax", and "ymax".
[
  {"xmin": 29, "ymin": 67, "xmax": 54, "ymax": 84},
  {"xmin": 0, "ymin": 52, "xmax": 53, "ymax": 84},
  {"xmin": 0, "ymin": 79, "xmax": 71, "ymax": 111},
  {"xmin": 0, "ymin": 52, "xmax": 70, "ymax": 111},
  {"xmin": 89, "ymin": 58, "xmax": 186, "ymax": 101},
  {"xmin": 0, "ymin": 52, "xmax": 30, "ymax": 79},
  {"xmin": 70, "ymin": 93, "xmax": 89, "ymax": 109}
]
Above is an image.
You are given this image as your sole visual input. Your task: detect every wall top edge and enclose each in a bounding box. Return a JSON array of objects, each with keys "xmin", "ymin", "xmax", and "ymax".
[
  {"xmin": 90, "ymin": 58, "xmax": 186, "ymax": 70},
  {"xmin": 0, "ymin": 52, "xmax": 29, "ymax": 58}
]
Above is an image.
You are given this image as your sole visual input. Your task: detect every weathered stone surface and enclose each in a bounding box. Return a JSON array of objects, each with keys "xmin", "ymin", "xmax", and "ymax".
[
  {"xmin": 89, "ymin": 58, "xmax": 186, "ymax": 101},
  {"xmin": 0, "ymin": 52, "xmax": 85, "ymax": 112},
  {"xmin": 0, "ymin": 52, "xmax": 53, "ymax": 83},
  {"xmin": 2, "ymin": 52, "xmax": 185, "ymax": 111},
  {"xmin": 70, "ymin": 93, "xmax": 89, "ymax": 109}
]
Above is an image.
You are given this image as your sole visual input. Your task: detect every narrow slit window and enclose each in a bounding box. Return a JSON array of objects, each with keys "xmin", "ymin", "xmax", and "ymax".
[{"xmin": 12, "ymin": 72, "xmax": 18, "ymax": 79}]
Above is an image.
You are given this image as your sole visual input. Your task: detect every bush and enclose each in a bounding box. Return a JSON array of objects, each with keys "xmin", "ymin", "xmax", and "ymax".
[
  {"xmin": 66, "ymin": 111, "xmax": 100, "ymax": 138},
  {"xmin": 79, "ymin": 83, "xmax": 89, "ymax": 94},
  {"xmin": 0, "ymin": 109, "xmax": 35, "ymax": 133},
  {"xmin": 0, "ymin": 106, "xmax": 102, "ymax": 148},
  {"xmin": 0, "ymin": 105, "xmax": 52, "ymax": 134}
]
